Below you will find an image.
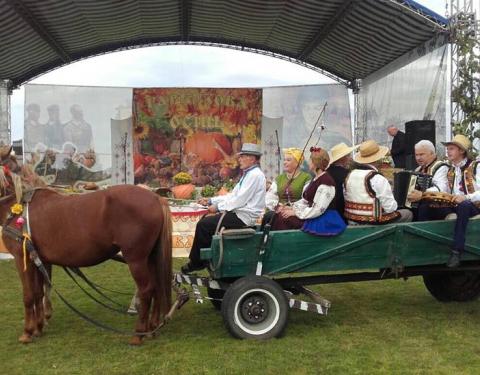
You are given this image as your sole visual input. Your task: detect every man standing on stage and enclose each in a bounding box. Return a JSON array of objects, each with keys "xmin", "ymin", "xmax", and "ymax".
[
  {"xmin": 181, "ymin": 143, "xmax": 266, "ymax": 274},
  {"xmin": 387, "ymin": 125, "xmax": 406, "ymax": 168}
]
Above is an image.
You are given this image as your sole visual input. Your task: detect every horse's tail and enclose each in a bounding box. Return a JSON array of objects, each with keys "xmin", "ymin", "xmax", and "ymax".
[{"xmin": 155, "ymin": 198, "xmax": 173, "ymax": 317}]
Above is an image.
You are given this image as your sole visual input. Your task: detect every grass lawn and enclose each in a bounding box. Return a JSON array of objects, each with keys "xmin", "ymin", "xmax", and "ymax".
[{"xmin": 1, "ymin": 258, "xmax": 480, "ymax": 375}]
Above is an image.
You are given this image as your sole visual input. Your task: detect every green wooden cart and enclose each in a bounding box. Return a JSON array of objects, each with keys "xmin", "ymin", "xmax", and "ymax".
[{"xmin": 175, "ymin": 218, "xmax": 480, "ymax": 340}]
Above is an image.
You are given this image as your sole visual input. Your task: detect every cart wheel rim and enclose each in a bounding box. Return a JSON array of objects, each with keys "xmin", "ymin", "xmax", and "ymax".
[{"xmin": 233, "ymin": 288, "xmax": 281, "ymax": 335}]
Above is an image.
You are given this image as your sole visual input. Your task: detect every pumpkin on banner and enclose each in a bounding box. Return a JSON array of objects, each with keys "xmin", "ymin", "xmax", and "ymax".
[{"xmin": 184, "ymin": 131, "xmax": 232, "ymax": 163}]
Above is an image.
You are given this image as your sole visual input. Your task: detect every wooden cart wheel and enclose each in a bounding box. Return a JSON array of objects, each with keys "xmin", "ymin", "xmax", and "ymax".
[
  {"xmin": 207, "ymin": 287, "xmax": 225, "ymax": 311},
  {"xmin": 221, "ymin": 275, "xmax": 288, "ymax": 340},
  {"xmin": 423, "ymin": 271, "xmax": 480, "ymax": 302}
]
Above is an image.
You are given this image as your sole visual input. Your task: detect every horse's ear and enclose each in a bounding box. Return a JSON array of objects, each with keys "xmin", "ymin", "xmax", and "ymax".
[{"xmin": 0, "ymin": 145, "xmax": 12, "ymax": 159}]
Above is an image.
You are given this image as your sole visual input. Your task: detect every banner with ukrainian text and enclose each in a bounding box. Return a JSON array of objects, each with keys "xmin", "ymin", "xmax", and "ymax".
[{"xmin": 132, "ymin": 88, "xmax": 262, "ymax": 188}]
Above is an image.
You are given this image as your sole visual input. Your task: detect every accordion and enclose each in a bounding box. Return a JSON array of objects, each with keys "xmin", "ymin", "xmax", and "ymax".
[{"xmin": 393, "ymin": 170, "xmax": 433, "ymax": 208}]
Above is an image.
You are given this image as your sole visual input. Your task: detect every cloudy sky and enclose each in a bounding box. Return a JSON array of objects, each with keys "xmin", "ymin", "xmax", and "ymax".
[{"xmin": 10, "ymin": 0, "xmax": 449, "ymax": 140}]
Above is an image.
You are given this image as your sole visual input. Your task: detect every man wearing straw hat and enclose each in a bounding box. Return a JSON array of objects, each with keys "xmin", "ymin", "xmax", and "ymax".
[
  {"xmin": 327, "ymin": 142, "xmax": 356, "ymax": 223},
  {"xmin": 418, "ymin": 134, "xmax": 480, "ymax": 267},
  {"xmin": 181, "ymin": 143, "xmax": 266, "ymax": 274},
  {"xmin": 344, "ymin": 140, "xmax": 413, "ymax": 225}
]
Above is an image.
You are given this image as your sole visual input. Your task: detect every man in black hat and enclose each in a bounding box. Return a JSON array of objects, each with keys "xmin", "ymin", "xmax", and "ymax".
[{"xmin": 181, "ymin": 143, "xmax": 266, "ymax": 273}]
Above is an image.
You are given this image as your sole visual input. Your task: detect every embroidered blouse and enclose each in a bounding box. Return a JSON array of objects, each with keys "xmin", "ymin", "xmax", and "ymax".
[{"xmin": 292, "ymin": 172, "xmax": 336, "ymax": 220}]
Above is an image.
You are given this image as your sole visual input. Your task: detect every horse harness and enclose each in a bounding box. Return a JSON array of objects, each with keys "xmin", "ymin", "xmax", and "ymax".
[{"xmin": 0, "ymin": 190, "xmax": 51, "ymax": 283}]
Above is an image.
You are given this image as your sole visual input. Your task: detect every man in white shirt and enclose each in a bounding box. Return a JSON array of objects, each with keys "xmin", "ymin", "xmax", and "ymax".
[
  {"xmin": 181, "ymin": 143, "xmax": 266, "ymax": 273},
  {"xmin": 344, "ymin": 140, "xmax": 412, "ymax": 225}
]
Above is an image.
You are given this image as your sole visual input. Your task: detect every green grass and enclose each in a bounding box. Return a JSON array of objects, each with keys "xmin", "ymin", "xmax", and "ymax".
[{"xmin": 1, "ymin": 259, "xmax": 480, "ymax": 374}]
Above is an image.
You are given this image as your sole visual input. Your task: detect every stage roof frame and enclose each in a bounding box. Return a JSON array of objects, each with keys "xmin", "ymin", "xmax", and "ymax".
[{"xmin": 0, "ymin": 0, "xmax": 448, "ymax": 90}]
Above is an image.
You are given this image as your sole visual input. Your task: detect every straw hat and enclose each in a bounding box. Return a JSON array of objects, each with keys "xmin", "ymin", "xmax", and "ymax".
[
  {"xmin": 354, "ymin": 140, "xmax": 389, "ymax": 164},
  {"xmin": 329, "ymin": 142, "xmax": 356, "ymax": 164},
  {"xmin": 441, "ymin": 134, "xmax": 471, "ymax": 152}
]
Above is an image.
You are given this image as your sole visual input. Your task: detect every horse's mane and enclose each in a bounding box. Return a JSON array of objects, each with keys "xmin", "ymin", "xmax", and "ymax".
[
  {"xmin": 20, "ymin": 164, "xmax": 48, "ymax": 190},
  {"xmin": 0, "ymin": 167, "xmax": 10, "ymax": 196}
]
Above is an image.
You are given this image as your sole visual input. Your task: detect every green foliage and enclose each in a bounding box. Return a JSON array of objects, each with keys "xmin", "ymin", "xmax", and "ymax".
[
  {"xmin": 2, "ymin": 259, "xmax": 480, "ymax": 374},
  {"xmin": 451, "ymin": 19, "xmax": 480, "ymax": 154},
  {"xmin": 223, "ymin": 178, "xmax": 236, "ymax": 191},
  {"xmin": 201, "ymin": 184, "xmax": 217, "ymax": 197}
]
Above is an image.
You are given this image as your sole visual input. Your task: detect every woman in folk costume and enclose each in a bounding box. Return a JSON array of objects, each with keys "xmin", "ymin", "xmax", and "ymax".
[
  {"xmin": 271, "ymin": 147, "xmax": 346, "ymax": 236},
  {"xmin": 344, "ymin": 140, "xmax": 412, "ymax": 225},
  {"xmin": 265, "ymin": 147, "xmax": 311, "ymax": 209},
  {"xmin": 262, "ymin": 147, "xmax": 311, "ymax": 228}
]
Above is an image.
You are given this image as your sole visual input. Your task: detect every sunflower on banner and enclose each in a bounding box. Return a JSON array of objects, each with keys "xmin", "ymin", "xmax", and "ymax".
[{"xmin": 132, "ymin": 88, "xmax": 262, "ymax": 188}]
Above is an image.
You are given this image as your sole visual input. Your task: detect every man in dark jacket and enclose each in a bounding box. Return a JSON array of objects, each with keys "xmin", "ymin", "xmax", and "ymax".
[
  {"xmin": 387, "ymin": 125, "xmax": 406, "ymax": 168},
  {"xmin": 327, "ymin": 142, "xmax": 356, "ymax": 223}
]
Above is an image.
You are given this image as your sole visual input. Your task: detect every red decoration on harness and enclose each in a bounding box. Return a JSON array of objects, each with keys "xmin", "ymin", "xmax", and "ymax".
[
  {"xmin": 15, "ymin": 217, "xmax": 25, "ymax": 228},
  {"xmin": 3, "ymin": 165, "xmax": 10, "ymax": 176}
]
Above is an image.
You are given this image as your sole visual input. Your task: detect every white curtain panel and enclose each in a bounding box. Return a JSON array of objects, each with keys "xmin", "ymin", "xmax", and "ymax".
[{"xmin": 358, "ymin": 37, "xmax": 448, "ymax": 152}]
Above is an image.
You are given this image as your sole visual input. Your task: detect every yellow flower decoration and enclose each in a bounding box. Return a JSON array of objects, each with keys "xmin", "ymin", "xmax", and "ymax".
[
  {"xmin": 11, "ymin": 203, "xmax": 23, "ymax": 215},
  {"xmin": 173, "ymin": 172, "xmax": 192, "ymax": 185},
  {"xmin": 133, "ymin": 123, "xmax": 150, "ymax": 140}
]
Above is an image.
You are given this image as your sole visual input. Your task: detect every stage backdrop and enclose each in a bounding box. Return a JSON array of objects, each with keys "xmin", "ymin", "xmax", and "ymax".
[
  {"xmin": 132, "ymin": 88, "xmax": 262, "ymax": 188},
  {"xmin": 24, "ymin": 84, "xmax": 132, "ymax": 187},
  {"xmin": 23, "ymin": 83, "xmax": 351, "ymax": 187},
  {"xmin": 262, "ymin": 84, "xmax": 352, "ymax": 180}
]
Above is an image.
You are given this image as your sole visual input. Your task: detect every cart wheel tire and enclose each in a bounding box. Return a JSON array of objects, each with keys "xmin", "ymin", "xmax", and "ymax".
[
  {"xmin": 221, "ymin": 276, "xmax": 288, "ymax": 340},
  {"xmin": 207, "ymin": 287, "xmax": 225, "ymax": 311},
  {"xmin": 423, "ymin": 271, "xmax": 480, "ymax": 302}
]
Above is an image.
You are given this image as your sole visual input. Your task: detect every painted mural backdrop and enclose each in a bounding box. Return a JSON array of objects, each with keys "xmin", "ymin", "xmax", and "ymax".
[
  {"xmin": 133, "ymin": 88, "xmax": 262, "ymax": 187},
  {"xmin": 23, "ymin": 84, "xmax": 132, "ymax": 188}
]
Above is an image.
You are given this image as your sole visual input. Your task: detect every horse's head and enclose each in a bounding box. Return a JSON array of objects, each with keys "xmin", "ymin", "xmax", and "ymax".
[{"xmin": 0, "ymin": 145, "xmax": 21, "ymax": 174}]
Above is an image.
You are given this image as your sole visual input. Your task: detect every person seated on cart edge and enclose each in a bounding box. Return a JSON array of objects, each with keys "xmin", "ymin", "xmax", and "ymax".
[
  {"xmin": 327, "ymin": 142, "xmax": 357, "ymax": 224},
  {"xmin": 407, "ymin": 140, "xmax": 450, "ymax": 219},
  {"xmin": 181, "ymin": 143, "xmax": 266, "ymax": 274},
  {"xmin": 263, "ymin": 147, "xmax": 311, "ymax": 228},
  {"xmin": 344, "ymin": 140, "xmax": 412, "ymax": 225},
  {"xmin": 417, "ymin": 135, "xmax": 480, "ymax": 267},
  {"xmin": 271, "ymin": 147, "xmax": 346, "ymax": 236}
]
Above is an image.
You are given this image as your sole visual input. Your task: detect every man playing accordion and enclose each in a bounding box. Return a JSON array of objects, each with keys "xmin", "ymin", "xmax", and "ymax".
[{"xmin": 406, "ymin": 140, "xmax": 449, "ymax": 206}]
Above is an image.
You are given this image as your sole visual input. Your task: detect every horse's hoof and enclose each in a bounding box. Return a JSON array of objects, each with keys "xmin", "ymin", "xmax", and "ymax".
[
  {"xmin": 33, "ymin": 329, "xmax": 42, "ymax": 337},
  {"xmin": 18, "ymin": 334, "xmax": 33, "ymax": 344},
  {"xmin": 129, "ymin": 336, "xmax": 143, "ymax": 346}
]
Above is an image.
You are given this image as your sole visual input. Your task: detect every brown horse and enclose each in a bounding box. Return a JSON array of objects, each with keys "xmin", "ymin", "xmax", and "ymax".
[{"xmin": 0, "ymin": 147, "xmax": 172, "ymax": 345}]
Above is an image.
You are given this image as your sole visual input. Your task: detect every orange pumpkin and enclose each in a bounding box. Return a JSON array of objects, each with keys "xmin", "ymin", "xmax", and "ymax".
[
  {"xmin": 184, "ymin": 132, "xmax": 232, "ymax": 163},
  {"xmin": 172, "ymin": 183, "xmax": 196, "ymax": 199}
]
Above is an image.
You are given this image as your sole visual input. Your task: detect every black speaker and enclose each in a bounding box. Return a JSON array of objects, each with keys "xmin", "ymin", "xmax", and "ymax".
[{"xmin": 404, "ymin": 120, "xmax": 436, "ymax": 170}]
